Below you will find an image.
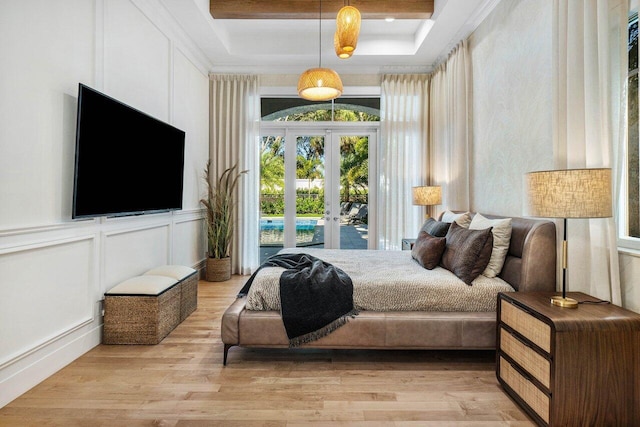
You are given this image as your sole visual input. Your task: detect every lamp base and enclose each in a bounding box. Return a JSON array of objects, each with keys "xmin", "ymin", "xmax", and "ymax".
[{"xmin": 550, "ymin": 295, "xmax": 578, "ymax": 309}]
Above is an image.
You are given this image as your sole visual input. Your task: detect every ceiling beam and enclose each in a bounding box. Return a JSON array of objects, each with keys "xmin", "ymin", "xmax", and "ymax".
[{"xmin": 210, "ymin": 0, "xmax": 434, "ymax": 20}]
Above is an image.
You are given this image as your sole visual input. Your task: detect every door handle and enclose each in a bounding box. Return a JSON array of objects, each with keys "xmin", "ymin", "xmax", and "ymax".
[{"xmin": 333, "ymin": 217, "xmax": 339, "ymax": 221}]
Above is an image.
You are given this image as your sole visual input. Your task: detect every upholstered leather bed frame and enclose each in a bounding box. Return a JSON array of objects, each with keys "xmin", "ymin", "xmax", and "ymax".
[{"xmin": 221, "ymin": 214, "xmax": 556, "ymax": 365}]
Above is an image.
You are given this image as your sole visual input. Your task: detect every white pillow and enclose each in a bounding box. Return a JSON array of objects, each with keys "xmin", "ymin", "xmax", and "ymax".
[
  {"xmin": 469, "ymin": 213, "xmax": 512, "ymax": 278},
  {"xmin": 441, "ymin": 210, "xmax": 472, "ymax": 228}
]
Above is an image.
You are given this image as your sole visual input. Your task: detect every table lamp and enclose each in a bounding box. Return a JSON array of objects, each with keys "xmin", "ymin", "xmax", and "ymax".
[
  {"xmin": 524, "ymin": 168, "xmax": 612, "ymax": 308},
  {"xmin": 412, "ymin": 186, "xmax": 442, "ymax": 219}
]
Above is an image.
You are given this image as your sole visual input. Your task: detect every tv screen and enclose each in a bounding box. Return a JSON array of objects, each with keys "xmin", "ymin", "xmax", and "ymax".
[{"xmin": 72, "ymin": 84, "xmax": 185, "ymax": 219}]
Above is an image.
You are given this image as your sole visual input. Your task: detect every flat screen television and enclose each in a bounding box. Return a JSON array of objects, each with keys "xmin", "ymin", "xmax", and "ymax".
[{"xmin": 72, "ymin": 83, "xmax": 185, "ymax": 219}]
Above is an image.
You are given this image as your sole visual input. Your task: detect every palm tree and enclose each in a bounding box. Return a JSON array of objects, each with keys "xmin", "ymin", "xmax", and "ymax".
[
  {"xmin": 260, "ymin": 136, "xmax": 285, "ymax": 192},
  {"xmin": 297, "ymin": 155, "xmax": 324, "ymax": 196},
  {"xmin": 340, "ymin": 136, "xmax": 369, "ymax": 202}
]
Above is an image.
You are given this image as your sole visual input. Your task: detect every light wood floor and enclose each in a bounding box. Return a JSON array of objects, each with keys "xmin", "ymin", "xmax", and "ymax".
[{"xmin": 0, "ymin": 276, "xmax": 534, "ymax": 426}]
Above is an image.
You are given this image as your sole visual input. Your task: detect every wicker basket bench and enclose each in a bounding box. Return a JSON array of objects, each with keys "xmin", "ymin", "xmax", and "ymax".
[
  {"xmin": 144, "ymin": 265, "xmax": 198, "ymax": 322},
  {"xmin": 103, "ymin": 275, "xmax": 181, "ymax": 344}
]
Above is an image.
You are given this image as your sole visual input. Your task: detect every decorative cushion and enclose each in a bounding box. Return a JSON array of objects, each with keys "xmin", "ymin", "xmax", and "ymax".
[
  {"xmin": 144, "ymin": 265, "xmax": 197, "ymax": 281},
  {"xmin": 411, "ymin": 231, "xmax": 447, "ymax": 270},
  {"xmin": 441, "ymin": 222, "xmax": 494, "ymax": 285},
  {"xmin": 469, "ymin": 213, "xmax": 513, "ymax": 278},
  {"xmin": 106, "ymin": 275, "xmax": 178, "ymax": 296},
  {"xmin": 441, "ymin": 210, "xmax": 472, "ymax": 228},
  {"xmin": 419, "ymin": 218, "xmax": 451, "ymax": 237}
]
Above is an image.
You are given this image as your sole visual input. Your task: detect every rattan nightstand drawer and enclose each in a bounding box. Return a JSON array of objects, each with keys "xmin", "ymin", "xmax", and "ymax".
[
  {"xmin": 500, "ymin": 299, "xmax": 551, "ymax": 353},
  {"xmin": 499, "ymin": 327, "xmax": 550, "ymax": 389},
  {"xmin": 497, "ymin": 292, "xmax": 640, "ymax": 426},
  {"xmin": 499, "ymin": 356, "xmax": 550, "ymax": 424}
]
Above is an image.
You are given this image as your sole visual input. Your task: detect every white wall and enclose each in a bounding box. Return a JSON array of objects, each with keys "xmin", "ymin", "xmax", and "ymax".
[
  {"xmin": 468, "ymin": 0, "xmax": 640, "ymax": 313},
  {"xmin": 469, "ymin": 0, "xmax": 554, "ymax": 216},
  {"xmin": 0, "ymin": 0, "xmax": 210, "ymax": 407}
]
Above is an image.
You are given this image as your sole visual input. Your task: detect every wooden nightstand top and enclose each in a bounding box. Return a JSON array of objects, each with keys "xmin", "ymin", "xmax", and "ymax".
[{"xmin": 500, "ymin": 291, "xmax": 640, "ymax": 333}]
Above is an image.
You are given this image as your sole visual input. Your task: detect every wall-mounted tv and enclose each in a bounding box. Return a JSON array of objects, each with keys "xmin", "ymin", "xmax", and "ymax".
[{"xmin": 72, "ymin": 83, "xmax": 185, "ymax": 219}]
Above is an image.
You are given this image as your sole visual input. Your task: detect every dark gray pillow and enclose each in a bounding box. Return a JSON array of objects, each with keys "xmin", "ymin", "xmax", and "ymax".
[
  {"xmin": 411, "ymin": 231, "xmax": 446, "ymax": 270},
  {"xmin": 419, "ymin": 218, "xmax": 450, "ymax": 237},
  {"xmin": 441, "ymin": 222, "xmax": 494, "ymax": 285}
]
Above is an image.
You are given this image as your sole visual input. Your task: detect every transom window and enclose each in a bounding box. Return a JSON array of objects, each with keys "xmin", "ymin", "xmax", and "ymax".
[{"xmin": 261, "ymin": 97, "xmax": 380, "ymax": 121}]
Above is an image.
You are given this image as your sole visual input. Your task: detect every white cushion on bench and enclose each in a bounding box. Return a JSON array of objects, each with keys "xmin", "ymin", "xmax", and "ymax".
[
  {"xmin": 106, "ymin": 275, "xmax": 177, "ymax": 296},
  {"xmin": 143, "ymin": 265, "xmax": 196, "ymax": 281}
]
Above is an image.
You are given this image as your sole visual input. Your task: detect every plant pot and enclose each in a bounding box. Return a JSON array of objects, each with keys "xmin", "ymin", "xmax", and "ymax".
[{"xmin": 206, "ymin": 257, "xmax": 231, "ymax": 282}]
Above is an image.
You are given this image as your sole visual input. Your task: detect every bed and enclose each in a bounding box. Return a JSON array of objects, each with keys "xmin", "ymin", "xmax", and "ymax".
[{"xmin": 221, "ymin": 213, "xmax": 556, "ymax": 365}]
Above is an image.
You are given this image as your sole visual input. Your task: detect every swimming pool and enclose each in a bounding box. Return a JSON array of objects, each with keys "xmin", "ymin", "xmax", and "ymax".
[
  {"xmin": 260, "ymin": 218, "xmax": 318, "ymax": 231},
  {"xmin": 259, "ymin": 218, "xmax": 321, "ymax": 245}
]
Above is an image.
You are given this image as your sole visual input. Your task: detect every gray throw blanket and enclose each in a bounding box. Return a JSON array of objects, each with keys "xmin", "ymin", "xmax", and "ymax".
[{"xmin": 238, "ymin": 253, "xmax": 358, "ymax": 347}]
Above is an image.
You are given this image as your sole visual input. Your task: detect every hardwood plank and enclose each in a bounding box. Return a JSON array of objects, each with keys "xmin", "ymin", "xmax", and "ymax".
[{"xmin": 0, "ymin": 275, "xmax": 535, "ymax": 426}]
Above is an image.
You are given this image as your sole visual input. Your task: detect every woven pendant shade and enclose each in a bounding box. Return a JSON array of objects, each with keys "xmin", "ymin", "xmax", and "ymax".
[
  {"xmin": 334, "ymin": 32, "xmax": 352, "ymax": 59},
  {"xmin": 297, "ymin": 67, "xmax": 343, "ymax": 101},
  {"xmin": 298, "ymin": 0, "xmax": 343, "ymax": 101},
  {"xmin": 336, "ymin": 5, "xmax": 361, "ymax": 53}
]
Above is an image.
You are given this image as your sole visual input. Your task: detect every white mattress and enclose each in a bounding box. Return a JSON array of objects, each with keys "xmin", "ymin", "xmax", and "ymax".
[{"xmin": 245, "ymin": 248, "xmax": 515, "ymax": 312}]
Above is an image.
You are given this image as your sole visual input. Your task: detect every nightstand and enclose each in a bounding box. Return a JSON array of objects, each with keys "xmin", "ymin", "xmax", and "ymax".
[
  {"xmin": 401, "ymin": 238, "xmax": 416, "ymax": 250},
  {"xmin": 496, "ymin": 291, "xmax": 640, "ymax": 426}
]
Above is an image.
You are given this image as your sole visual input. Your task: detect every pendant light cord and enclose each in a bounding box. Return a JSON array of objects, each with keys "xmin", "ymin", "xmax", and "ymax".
[{"xmin": 319, "ymin": 0, "xmax": 322, "ymax": 68}]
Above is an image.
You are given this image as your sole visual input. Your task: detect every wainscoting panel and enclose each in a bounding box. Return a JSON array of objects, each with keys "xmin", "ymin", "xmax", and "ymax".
[
  {"xmin": 103, "ymin": 0, "xmax": 170, "ymax": 122},
  {"xmin": 0, "ymin": 236, "xmax": 94, "ymax": 367},
  {"xmin": 620, "ymin": 251, "xmax": 640, "ymax": 313},
  {"xmin": 173, "ymin": 46, "xmax": 210, "ymax": 211},
  {"xmin": 173, "ymin": 212, "xmax": 206, "ymax": 267},
  {"xmin": 0, "ymin": 0, "xmax": 210, "ymax": 409},
  {"xmin": 103, "ymin": 223, "xmax": 170, "ymax": 292}
]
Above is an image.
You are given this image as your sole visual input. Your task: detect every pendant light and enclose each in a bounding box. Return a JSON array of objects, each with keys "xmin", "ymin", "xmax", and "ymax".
[
  {"xmin": 298, "ymin": 0, "xmax": 343, "ymax": 101},
  {"xmin": 335, "ymin": 1, "xmax": 361, "ymax": 54},
  {"xmin": 334, "ymin": 32, "xmax": 352, "ymax": 59}
]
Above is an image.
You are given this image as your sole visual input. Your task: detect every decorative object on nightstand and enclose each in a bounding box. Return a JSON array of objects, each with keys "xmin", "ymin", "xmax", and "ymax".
[
  {"xmin": 524, "ymin": 168, "xmax": 612, "ymax": 308},
  {"xmin": 497, "ymin": 291, "xmax": 640, "ymax": 426},
  {"xmin": 412, "ymin": 185, "xmax": 442, "ymax": 219},
  {"xmin": 401, "ymin": 238, "xmax": 416, "ymax": 250}
]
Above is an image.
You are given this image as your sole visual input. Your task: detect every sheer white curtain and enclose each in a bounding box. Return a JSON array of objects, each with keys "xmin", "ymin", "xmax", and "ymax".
[
  {"xmin": 552, "ymin": 0, "xmax": 627, "ymax": 303},
  {"xmin": 429, "ymin": 40, "xmax": 472, "ymax": 213},
  {"xmin": 209, "ymin": 74, "xmax": 260, "ymax": 274},
  {"xmin": 379, "ymin": 74, "xmax": 429, "ymax": 250}
]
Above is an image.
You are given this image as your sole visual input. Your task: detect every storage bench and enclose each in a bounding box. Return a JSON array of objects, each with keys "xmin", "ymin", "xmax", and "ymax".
[
  {"xmin": 144, "ymin": 265, "xmax": 197, "ymax": 321},
  {"xmin": 103, "ymin": 275, "xmax": 180, "ymax": 344}
]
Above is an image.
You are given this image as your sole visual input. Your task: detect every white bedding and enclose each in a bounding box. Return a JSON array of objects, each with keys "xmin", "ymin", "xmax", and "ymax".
[{"xmin": 245, "ymin": 248, "xmax": 515, "ymax": 312}]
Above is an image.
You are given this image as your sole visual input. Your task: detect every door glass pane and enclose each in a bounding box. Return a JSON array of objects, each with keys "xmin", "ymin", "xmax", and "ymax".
[
  {"xmin": 339, "ymin": 135, "xmax": 369, "ymax": 249},
  {"xmin": 259, "ymin": 135, "xmax": 285, "ymax": 262},
  {"xmin": 296, "ymin": 135, "xmax": 325, "ymax": 249}
]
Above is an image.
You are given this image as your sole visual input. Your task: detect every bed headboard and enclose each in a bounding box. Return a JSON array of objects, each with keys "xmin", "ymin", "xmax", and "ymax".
[{"xmin": 438, "ymin": 212, "xmax": 557, "ymax": 292}]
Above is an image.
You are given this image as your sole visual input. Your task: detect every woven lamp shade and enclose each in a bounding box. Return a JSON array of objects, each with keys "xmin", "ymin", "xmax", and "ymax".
[
  {"xmin": 336, "ymin": 5, "xmax": 361, "ymax": 53},
  {"xmin": 297, "ymin": 68, "xmax": 343, "ymax": 101},
  {"xmin": 412, "ymin": 186, "xmax": 442, "ymax": 206},
  {"xmin": 525, "ymin": 168, "xmax": 612, "ymax": 218},
  {"xmin": 334, "ymin": 32, "xmax": 352, "ymax": 59}
]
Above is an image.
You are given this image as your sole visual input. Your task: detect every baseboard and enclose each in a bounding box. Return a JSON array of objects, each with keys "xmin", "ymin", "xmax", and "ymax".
[{"xmin": 0, "ymin": 321, "xmax": 102, "ymax": 408}]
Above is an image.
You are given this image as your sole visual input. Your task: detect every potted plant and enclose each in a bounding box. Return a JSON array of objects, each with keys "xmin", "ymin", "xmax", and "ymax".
[{"xmin": 201, "ymin": 160, "xmax": 248, "ymax": 281}]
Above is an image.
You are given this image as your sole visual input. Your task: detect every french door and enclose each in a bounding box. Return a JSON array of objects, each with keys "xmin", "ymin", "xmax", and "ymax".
[{"xmin": 259, "ymin": 123, "xmax": 378, "ymax": 262}]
